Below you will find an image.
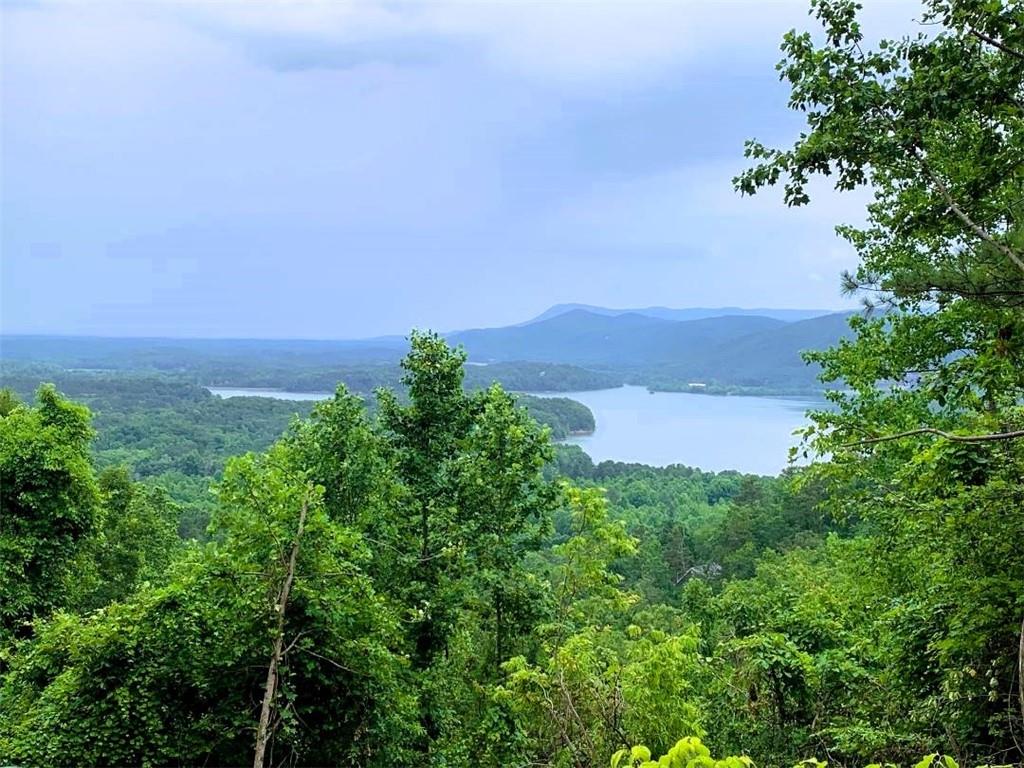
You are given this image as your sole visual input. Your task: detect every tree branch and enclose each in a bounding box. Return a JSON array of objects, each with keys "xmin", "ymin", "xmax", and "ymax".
[
  {"xmin": 914, "ymin": 149, "xmax": 1024, "ymax": 275},
  {"xmin": 1018, "ymin": 614, "xmax": 1024, "ymax": 726},
  {"xmin": 298, "ymin": 646, "xmax": 362, "ymax": 676},
  {"xmin": 254, "ymin": 494, "xmax": 309, "ymax": 768},
  {"xmin": 969, "ymin": 28, "xmax": 1024, "ymax": 61},
  {"xmin": 843, "ymin": 426, "xmax": 1024, "ymax": 447}
]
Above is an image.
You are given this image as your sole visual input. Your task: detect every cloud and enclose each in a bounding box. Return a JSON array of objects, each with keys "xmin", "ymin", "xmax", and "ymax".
[
  {"xmin": 157, "ymin": 0, "xmax": 924, "ymax": 84},
  {"xmin": 172, "ymin": 2, "xmax": 460, "ymax": 72},
  {"xmin": 8, "ymin": 0, "xmax": 927, "ymax": 84},
  {"xmin": 1, "ymin": 0, "xmax": 924, "ymax": 337}
]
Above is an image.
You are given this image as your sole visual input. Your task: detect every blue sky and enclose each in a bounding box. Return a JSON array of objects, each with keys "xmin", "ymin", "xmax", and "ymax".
[{"xmin": 1, "ymin": 0, "xmax": 921, "ymax": 338}]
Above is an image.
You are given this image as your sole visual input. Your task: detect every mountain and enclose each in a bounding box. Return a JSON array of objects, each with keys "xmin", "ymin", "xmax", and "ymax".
[
  {"xmin": 699, "ymin": 311, "xmax": 856, "ymax": 375},
  {"xmin": 641, "ymin": 311, "xmax": 856, "ymax": 390},
  {"xmin": 449, "ymin": 308, "xmax": 856, "ymax": 392},
  {"xmin": 525, "ymin": 303, "xmax": 838, "ymax": 324},
  {"xmin": 2, "ymin": 307, "xmax": 855, "ymax": 395},
  {"xmin": 449, "ymin": 310, "xmax": 786, "ymax": 367}
]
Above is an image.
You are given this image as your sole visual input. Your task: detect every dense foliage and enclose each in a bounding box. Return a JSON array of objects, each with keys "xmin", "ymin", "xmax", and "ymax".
[
  {"xmin": 1, "ymin": 336, "xmax": 1017, "ymax": 766},
  {"xmin": 0, "ymin": 385, "xmax": 99, "ymax": 635},
  {"xmin": 1, "ymin": 1, "xmax": 1023, "ymax": 766},
  {"xmin": 519, "ymin": 394, "xmax": 596, "ymax": 439},
  {"xmin": 0, "ymin": 367, "xmax": 594, "ymax": 540}
]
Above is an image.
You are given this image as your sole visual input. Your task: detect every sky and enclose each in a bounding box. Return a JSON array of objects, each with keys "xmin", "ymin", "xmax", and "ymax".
[{"xmin": 1, "ymin": 0, "xmax": 923, "ymax": 339}]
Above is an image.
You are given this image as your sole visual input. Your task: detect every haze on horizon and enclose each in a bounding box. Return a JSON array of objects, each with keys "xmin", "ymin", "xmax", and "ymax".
[{"xmin": 1, "ymin": 0, "xmax": 922, "ymax": 339}]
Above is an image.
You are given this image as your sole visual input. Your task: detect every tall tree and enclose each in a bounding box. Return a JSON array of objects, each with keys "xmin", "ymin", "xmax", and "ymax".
[
  {"xmin": 737, "ymin": 1, "xmax": 1024, "ymax": 760},
  {"xmin": 456, "ymin": 384, "xmax": 557, "ymax": 674},
  {"xmin": 0, "ymin": 386, "xmax": 99, "ymax": 638},
  {"xmin": 376, "ymin": 330, "xmax": 478, "ymax": 671}
]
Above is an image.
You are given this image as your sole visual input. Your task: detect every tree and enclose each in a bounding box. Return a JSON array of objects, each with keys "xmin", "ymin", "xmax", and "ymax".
[
  {"xmin": 0, "ymin": 438, "xmax": 419, "ymax": 767},
  {"xmin": 456, "ymin": 384, "xmax": 557, "ymax": 674},
  {"xmin": 550, "ymin": 484, "xmax": 639, "ymax": 632},
  {"xmin": 73, "ymin": 466, "xmax": 182, "ymax": 610},
  {"xmin": 0, "ymin": 388, "xmax": 20, "ymax": 417},
  {"xmin": 374, "ymin": 334, "xmax": 564, "ymax": 757},
  {"xmin": 376, "ymin": 330, "xmax": 478, "ymax": 672},
  {"xmin": 285, "ymin": 385, "xmax": 396, "ymax": 529},
  {"xmin": 0, "ymin": 386, "xmax": 98, "ymax": 638},
  {"xmin": 735, "ymin": 0, "xmax": 1024, "ymax": 445},
  {"xmin": 736, "ymin": 1, "xmax": 1024, "ymax": 761},
  {"xmin": 214, "ymin": 442, "xmax": 419, "ymax": 766},
  {"xmin": 494, "ymin": 486, "xmax": 647, "ymax": 767}
]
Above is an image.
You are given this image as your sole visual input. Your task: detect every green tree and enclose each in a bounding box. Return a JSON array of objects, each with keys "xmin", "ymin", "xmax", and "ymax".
[
  {"xmin": 494, "ymin": 486, "xmax": 648, "ymax": 767},
  {"xmin": 0, "ymin": 385, "xmax": 99, "ymax": 637},
  {"xmin": 0, "ymin": 388, "xmax": 20, "ymax": 417},
  {"xmin": 376, "ymin": 330, "xmax": 478, "ymax": 672},
  {"xmin": 0, "ymin": 438, "xmax": 418, "ymax": 767},
  {"xmin": 286, "ymin": 385, "xmax": 396, "ymax": 529},
  {"xmin": 457, "ymin": 384, "xmax": 557, "ymax": 674},
  {"xmin": 73, "ymin": 467, "xmax": 182, "ymax": 610},
  {"xmin": 736, "ymin": 1, "xmax": 1024, "ymax": 761},
  {"xmin": 374, "ymin": 335, "xmax": 564, "ymax": 760}
]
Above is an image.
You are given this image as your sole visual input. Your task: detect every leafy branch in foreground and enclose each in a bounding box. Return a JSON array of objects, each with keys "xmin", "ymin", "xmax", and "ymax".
[
  {"xmin": 612, "ymin": 736, "xmax": 1014, "ymax": 768},
  {"xmin": 842, "ymin": 426, "xmax": 1024, "ymax": 447}
]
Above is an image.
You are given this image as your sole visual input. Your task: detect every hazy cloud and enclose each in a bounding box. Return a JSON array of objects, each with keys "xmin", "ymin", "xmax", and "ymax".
[{"xmin": 2, "ymin": 0, "xmax": 923, "ymax": 338}]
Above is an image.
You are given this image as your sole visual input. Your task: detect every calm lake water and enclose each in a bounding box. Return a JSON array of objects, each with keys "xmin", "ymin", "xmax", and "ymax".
[
  {"xmin": 537, "ymin": 386, "xmax": 817, "ymax": 475},
  {"xmin": 209, "ymin": 385, "xmax": 817, "ymax": 475},
  {"xmin": 208, "ymin": 387, "xmax": 331, "ymax": 402}
]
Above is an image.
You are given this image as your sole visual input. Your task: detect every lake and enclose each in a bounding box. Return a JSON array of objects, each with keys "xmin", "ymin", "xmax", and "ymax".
[
  {"xmin": 208, "ymin": 387, "xmax": 332, "ymax": 402},
  {"xmin": 209, "ymin": 385, "xmax": 818, "ymax": 475},
  {"xmin": 536, "ymin": 386, "xmax": 818, "ymax": 475}
]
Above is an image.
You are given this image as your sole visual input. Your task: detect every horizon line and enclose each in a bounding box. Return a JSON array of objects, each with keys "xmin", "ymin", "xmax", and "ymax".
[{"xmin": 0, "ymin": 305, "xmax": 855, "ymax": 344}]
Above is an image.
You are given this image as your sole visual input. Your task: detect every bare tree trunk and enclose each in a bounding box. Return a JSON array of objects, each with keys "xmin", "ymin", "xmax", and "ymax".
[
  {"xmin": 253, "ymin": 496, "xmax": 308, "ymax": 768},
  {"xmin": 494, "ymin": 589, "xmax": 503, "ymax": 676},
  {"xmin": 1018, "ymin": 614, "xmax": 1024, "ymax": 725}
]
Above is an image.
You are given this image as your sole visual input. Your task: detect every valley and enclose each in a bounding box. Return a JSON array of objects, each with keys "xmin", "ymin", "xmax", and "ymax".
[{"xmin": 4, "ymin": 1, "xmax": 1022, "ymax": 763}]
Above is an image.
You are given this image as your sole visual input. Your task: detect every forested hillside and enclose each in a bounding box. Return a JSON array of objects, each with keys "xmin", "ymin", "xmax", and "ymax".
[
  {"xmin": 0, "ymin": 368, "xmax": 595, "ymax": 539},
  {"xmin": 2, "ymin": 329, "xmax": 1019, "ymax": 767},
  {"xmin": 639, "ymin": 312, "xmax": 857, "ymax": 392},
  {"xmin": 1, "ymin": 304, "xmax": 854, "ymax": 396},
  {"xmin": 447, "ymin": 310, "xmax": 856, "ymax": 393},
  {"xmin": 2, "ymin": 1, "xmax": 1023, "ymax": 767},
  {"xmin": 2, "ymin": 307, "xmax": 846, "ymax": 396},
  {"xmin": 450, "ymin": 310, "xmax": 784, "ymax": 364},
  {"xmin": 0, "ymin": 340, "xmax": 621, "ymax": 394}
]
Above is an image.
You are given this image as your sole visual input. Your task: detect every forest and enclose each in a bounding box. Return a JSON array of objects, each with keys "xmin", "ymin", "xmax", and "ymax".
[
  {"xmin": 0, "ymin": 348, "xmax": 622, "ymax": 396},
  {"xmin": 2, "ymin": 1, "xmax": 1024, "ymax": 766},
  {"xmin": 0, "ymin": 368, "xmax": 596, "ymax": 540}
]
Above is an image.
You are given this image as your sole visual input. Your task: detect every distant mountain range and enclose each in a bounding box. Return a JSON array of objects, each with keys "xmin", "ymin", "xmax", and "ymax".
[
  {"xmin": 451, "ymin": 310, "xmax": 781, "ymax": 366},
  {"xmin": 525, "ymin": 303, "xmax": 838, "ymax": 324},
  {"xmin": 449, "ymin": 306, "xmax": 855, "ymax": 393},
  {"xmin": 2, "ymin": 305, "xmax": 856, "ymax": 395}
]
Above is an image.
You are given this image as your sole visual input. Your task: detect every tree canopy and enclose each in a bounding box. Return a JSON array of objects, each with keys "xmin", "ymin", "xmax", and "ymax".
[{"xmin": 2, "ymin": 2, "xmax": 1023, "ymax": 766}]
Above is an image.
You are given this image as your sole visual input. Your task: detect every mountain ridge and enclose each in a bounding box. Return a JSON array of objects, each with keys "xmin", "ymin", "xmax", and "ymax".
[
  {"xmin": 449, "ymin": 308, "xmax": 855, "ymax": 392},
  {"xmin": 449, "ymin": 310, "xmax": 788, "ymax": 367},
  {"xmin": 2, "ymin": 306, "xmax": 857, "ymax": 395},
  {"xmin": 525, "ymin": 303, "xmax": 841, "ymax": 325}
]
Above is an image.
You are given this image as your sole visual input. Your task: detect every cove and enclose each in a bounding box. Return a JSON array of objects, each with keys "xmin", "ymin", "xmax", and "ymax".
[{"xmin": 536, "ymin": 386, "xmax": 818, "ymax": 475}]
